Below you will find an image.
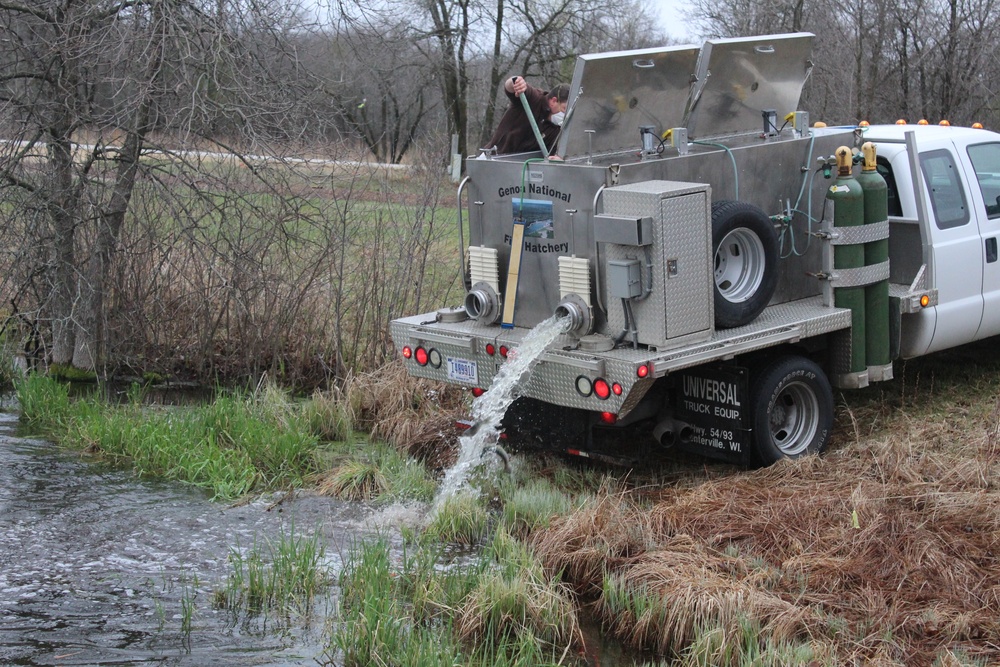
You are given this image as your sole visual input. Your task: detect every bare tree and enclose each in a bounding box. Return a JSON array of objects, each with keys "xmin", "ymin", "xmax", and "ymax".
[
  {"xmin": 686, "ymin": 0, "xmax": 1000, "ymax": 128},
  {"xmin": 330, "ymin": 0, "xmax": 644, "ymax": 161},
  {"xmin": 0, "ymin": 0, "xmax": 335, "ymax": 378},
  {"xmin": 316, "ymin": 23, "xmax": 436, "ymax": 163}
]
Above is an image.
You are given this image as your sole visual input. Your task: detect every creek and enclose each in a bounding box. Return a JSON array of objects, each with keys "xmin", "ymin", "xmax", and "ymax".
[
  {"xmin": 0, "ymin": 317, "xmax": 641, "ymax": 667},
  {"xmin": 0, "ymin": 398, "xmax": 422, "ymax": 667}
]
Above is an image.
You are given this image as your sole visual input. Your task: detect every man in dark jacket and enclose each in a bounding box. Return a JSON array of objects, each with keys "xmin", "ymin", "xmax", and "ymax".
[{"xmin": 485, "ymin": 76, "xmax": 569, "ymax": 155}]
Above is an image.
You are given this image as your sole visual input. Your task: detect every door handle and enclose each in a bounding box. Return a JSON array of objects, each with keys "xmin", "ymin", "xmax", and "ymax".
[{"xmin": 987, "ymin": 237, "xmax": 998, "ymax": 263}]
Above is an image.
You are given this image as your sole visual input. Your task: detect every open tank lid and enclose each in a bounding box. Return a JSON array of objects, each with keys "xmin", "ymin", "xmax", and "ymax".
[
  {"xmin": 686, "ymin": 32, "xmax": 815, "ymax": 139},
  {"xmin": 555, "ymin": 44, "xmax": 700, "ymax": 159}
]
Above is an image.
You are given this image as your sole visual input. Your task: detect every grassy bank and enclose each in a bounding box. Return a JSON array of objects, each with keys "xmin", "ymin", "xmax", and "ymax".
[
  {"xmin": 522, "ymin": 341, "xmax": 1000, "ymax": 666},
  {"xmin": 14, "ymin": 366, "xmax": 457, "ymax": 501},
  {"xmin": 13, "ymin": 335, "xmax": 1000, "ymax": 666},
  {"xmin": 320, "ymin": 338, "xmax": 1000, "ymax": 666}
]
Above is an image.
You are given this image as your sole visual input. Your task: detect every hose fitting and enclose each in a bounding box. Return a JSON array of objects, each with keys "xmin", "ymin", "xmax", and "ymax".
[
  {"xmin": 464, "ymin": 282, "xmax": 501, "ymax": 324},
  {"xmin": 554, "ymin": 293, "xmax": 593, "ymax": 337}
]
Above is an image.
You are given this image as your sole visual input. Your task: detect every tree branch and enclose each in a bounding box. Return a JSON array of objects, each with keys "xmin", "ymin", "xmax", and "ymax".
[{"xmin": 0, "ymin": 1, "xmax": 50, "ymax": 22}]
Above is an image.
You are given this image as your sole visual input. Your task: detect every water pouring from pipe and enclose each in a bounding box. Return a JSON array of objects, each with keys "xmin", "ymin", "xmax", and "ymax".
[{"xmin": 431, "ymin": 315, "xmax": 570, "ymax": 511}]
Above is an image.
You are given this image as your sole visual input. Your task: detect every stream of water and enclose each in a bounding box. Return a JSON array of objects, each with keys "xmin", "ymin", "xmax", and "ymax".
[
  {"xmin": 0, "ymin": 401, "xmax": 418, "ymax": 667},
  {"xmin": 433, "ymin": 315, "xmax": 568, "ymax": 507}
]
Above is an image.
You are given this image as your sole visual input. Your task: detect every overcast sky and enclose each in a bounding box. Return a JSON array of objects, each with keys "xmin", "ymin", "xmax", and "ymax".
[{"xmin": 650, "ymin": 0, "xmax": 700, "ymax": 41}]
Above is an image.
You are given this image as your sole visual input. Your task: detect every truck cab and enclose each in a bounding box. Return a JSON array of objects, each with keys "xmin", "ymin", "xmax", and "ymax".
[{"xmin": 866, "ymin": 125, "xmax": 1000, "ymax": 356}]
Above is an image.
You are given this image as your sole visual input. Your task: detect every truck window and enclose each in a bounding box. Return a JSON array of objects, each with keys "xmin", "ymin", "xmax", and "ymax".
[
  {"xmin": 876, "ymin": 157, "xmax": 903, "ymax": 217},
  {"xmin": 920, "ymin": 149, "xmax": 969, "ymax": 229},
  {"xmin": 967, "ymin": 142, "xmax": 1000, "ymax": 219}
]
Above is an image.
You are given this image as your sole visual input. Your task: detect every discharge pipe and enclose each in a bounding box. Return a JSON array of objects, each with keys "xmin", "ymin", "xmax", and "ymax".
[
  {"xmin": 465, "ymin": 282, "xmax": 501, "ymax": 324},
  {"xmin": 554, "ymin": 293, "xmax": 592, "ymax": 336}
]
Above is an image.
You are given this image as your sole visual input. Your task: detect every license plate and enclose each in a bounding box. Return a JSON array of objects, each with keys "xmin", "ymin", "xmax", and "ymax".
[{"xmin": 446, "ymin": 357, "xmax": 478, "ymax": 384}]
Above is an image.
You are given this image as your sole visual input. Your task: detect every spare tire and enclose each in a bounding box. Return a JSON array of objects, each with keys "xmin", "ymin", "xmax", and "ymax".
[{"xmin": 712, "ymin": 200, "xmax": 779, "ymax": 328}]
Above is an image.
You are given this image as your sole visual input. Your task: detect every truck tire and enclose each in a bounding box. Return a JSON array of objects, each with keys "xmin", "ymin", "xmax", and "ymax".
[
  {"xmin": 712, "ymin": 200, "xmax": 779, "ymax": 328},
  {"xmin": 750, "ymin": 355, "xmax": 833, "ymax": 465}
]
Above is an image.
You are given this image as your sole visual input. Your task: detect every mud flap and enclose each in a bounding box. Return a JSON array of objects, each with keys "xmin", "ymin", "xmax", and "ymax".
[{"xmin": 673, "ymin": 364, "xmax": 752, "ymax": 464}]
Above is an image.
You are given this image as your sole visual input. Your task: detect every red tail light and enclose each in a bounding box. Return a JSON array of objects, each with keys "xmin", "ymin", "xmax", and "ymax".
[
  {"xmin": 499, "ymin": 345, "xmax": 509, "ymax": 358},
  {"xmin": 599, "ymin": 412, "xmax": 617, "ymax": 424},
  {"xmin": 471, "ymin": 387, "xmax": 485, "ymax": 397},
  {"xmin": 637, "ymin": 364, "xmax": 649, "ymax": 378},
  {"xmin": 485, "ymin": 343, "xmax": 496, "ymax": 356},
  {"xmin": 593, "ymin": 378, "xmax": 611, "ymax": 400},
  {"xmin": 415, "ymin": 347, "xmax": 429, "ymax": 366},
  {"xmin": 612, "ymin": 382, "xmax": 623, "ymax": 396},
  {"xmin": 402, "ymin": 346, "xmax": 413, "ymax": 359}
]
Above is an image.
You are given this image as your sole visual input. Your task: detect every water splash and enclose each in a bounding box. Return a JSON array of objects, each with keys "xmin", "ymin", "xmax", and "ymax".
[{"xmin": 432, "ymin": 315, "xmax": 568, "ymax": 510}]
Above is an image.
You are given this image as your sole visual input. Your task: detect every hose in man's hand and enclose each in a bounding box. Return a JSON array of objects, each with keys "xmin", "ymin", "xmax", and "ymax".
[{"xmin": 517, "ymin": 81, "xmax": 549, "ymax": 157}]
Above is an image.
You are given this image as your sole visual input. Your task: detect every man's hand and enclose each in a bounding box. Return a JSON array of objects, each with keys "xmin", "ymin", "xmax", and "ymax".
[{"xmin": 509, "ymin": 76, "xmax": 527, "ymax": 96}]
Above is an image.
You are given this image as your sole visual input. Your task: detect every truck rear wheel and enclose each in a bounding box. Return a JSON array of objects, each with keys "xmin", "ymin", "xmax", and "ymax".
[
  {"xmin": 750, "ymin": 355, "xmax": 833, "ymax": 465},
  {"xmin": 712, "ymin": 200, "xmax": 779, "ymax": 328}
]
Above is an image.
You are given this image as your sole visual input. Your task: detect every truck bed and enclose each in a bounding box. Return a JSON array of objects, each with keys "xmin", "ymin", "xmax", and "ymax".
[{"xmin": 392, "ymin": 296, "xmax": 853, "ymax": 416}]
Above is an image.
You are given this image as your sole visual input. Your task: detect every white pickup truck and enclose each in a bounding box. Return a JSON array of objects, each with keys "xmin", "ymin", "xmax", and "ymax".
[{"xmin": 389, "ymin": 33, "xmax": 1000, "ymax": 466}]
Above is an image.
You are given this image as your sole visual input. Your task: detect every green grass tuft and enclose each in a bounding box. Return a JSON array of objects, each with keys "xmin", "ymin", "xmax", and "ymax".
[
  {"xmin": 425, "ymin": 492, "xmax": 491, "ymax": 546},
  {"xmin": 16, "ymin": 375, "xmax": 320, "ymax": 499},
  {"xmin": 321, "ymin": 457, "xmax": 387, "ymax": 500},
  {"xmin": 301, "ymin": 388, "xmax": 355, "ymax": 442},
  {"xmin": 16, "ymin": 373, "xmax": 73, "ymax": 427},
  {"xmin": 214, "ymin": 524, "xmax": 328, "ymax": 620},
  {"xmin": 499, "ymin": 477, "xmax": 577, "ymax": 537},
  {"xmin": 330, "ymin": 537, "xmax": 579, "ymax": 667},
  {"xmin": 318, "ymin": 442, "xmax": 436, "ymax": 502}
]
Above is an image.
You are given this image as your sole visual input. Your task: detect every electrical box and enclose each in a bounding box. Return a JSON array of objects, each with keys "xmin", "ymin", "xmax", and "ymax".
[
  {"xmin": 594, "ymin": 215, "xmax": 653, "ymax": 246},
  {"xmin": 762, "ymin": 109, "xmax": 778, "ymax": 136},
  {"xmin": 608, "ymin": 259, "xmax": 642, "ymax": 298}
]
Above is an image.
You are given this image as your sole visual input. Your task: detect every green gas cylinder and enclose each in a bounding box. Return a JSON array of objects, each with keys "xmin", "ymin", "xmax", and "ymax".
[
  {"xmin": 857, "ymin": 141, "xmax": 891, "ymax": 376},
  {"xmin": 828, "ymin": 146, "xmax": 866, "ymax": 374}
]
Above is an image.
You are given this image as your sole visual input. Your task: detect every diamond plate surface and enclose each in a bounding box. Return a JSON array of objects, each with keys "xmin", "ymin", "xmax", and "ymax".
[
  {"xmin": 390, "ymin": 295, "xmax": 852, "ymax": 414},
  {"xmin": 599, "ymin": 182, "xmax": 713, "ymax": 349}
]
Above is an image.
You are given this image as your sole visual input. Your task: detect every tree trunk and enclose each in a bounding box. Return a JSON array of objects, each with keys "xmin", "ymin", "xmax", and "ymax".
[
  {"xmin": 71, "ymin": 5, "xmax": 163, "ymax": 373},
  {"xmin": 47, "ymin": 130, "xmax": 79, "ymax": 367}
]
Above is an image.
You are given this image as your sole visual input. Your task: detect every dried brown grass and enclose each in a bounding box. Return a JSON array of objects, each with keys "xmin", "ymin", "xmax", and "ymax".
[
  {"xmin": 531, "ymin": 349, "xmax": 1000, "ymax": 665},
  {"xmin": 341, "ymin": 361, "xmax": 467, "ymax": 469}
]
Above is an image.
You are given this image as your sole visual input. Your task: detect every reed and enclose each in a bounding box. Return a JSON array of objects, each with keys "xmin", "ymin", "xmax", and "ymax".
[
  {"xmin": 215, "ymin": 524, "xmax": 327, "ymax": 619},
  {"xmin": 672, "ymin": 615, "xmax": 827, "ymax": 667},
  {"xmin": 499, "ymin": 477, "xmax": 577, "ymax": 537},
  {"xmin": 15, "ymin": 373, "xmax": 73, "ymax": 428},
  {"xmin": 330, "ymin": 539, "xmax": 415, "ymax": 666},
  {"xmin": 315, "ymin": 441, "xmax": 436, "ymax": 502},
  {"xmin": 301, "ymin": 387, "xmax": 355, "ymax": 442},
  {"xmin": 329, "ymin": 536, "xmax": 581, "ymax": 667},
  {"xmin": 424, "ymin": 492, "xmax": 491, "ymax": 546}
]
